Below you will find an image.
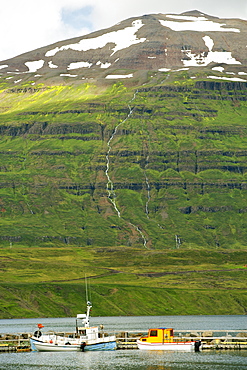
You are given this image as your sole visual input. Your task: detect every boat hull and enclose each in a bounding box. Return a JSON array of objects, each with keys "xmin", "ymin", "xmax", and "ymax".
[
  {"xmin": 84, "ymin": 341, "xmax": 116, "ymax": 351},
  {"xmin": 30, "ymin": 337, "xmax": 116, "ymax": 352},
  {"xmin": 30, "ymin": 338, "xmax": 81, "ymax": 352},
  {"xmin": 137, "ymin": 340, "xmax": 195, "ymax": 351}
]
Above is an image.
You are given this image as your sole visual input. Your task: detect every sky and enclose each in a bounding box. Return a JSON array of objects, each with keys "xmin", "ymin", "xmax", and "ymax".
[{"xmin": 1, "ymin": 0, "xmax": 247, "ymax": 61}]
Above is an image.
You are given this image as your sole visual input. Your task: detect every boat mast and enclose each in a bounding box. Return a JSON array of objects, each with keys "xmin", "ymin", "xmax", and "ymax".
[
  {"xmin": 85, "ymin": 274, "xmax": 92, "ymax": 327},
  {"xmin": 85, "ymin": 301, "xmax": 92, "ymax": 327},
  {"xmin": 85, "ymin": 274, "xmax": 88, "ymax": 302}
]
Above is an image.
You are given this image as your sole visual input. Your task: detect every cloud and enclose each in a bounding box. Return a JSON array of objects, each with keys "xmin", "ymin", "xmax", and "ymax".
[
  {"xmin": 61, "ymin": 6, "xmax": 94, "ymax": 31},
  {"xmin": 0, "ymin": 0, "xmax": 92, "ymax": 61},
  {"xmin": 88, "ymin": 0, "xmax": 247, "ymax": 29},
  {"xmin": 0, "ymin": 0, "xmax": 246, "ymax": 61}
]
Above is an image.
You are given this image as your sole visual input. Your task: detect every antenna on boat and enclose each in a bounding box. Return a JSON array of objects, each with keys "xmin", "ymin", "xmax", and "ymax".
[
  {"xmin": 85, "ymin": 273, "xmax": 92, "ymax": 303},
  {"xmin": 83, "ymin": 274, "xmax": 92, "ymax": 327},
  {"xmin": 76, "ymin": 275, "xmax": 92, "ymax": 329},
  {"xmin": 85, "ymin": 274, "xmax": 89, "ymax": 302}
]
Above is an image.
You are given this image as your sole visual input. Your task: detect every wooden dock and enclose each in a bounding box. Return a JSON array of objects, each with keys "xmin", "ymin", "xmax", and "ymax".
[
  {"xmin": 0, "ymin": 333, "xmax": 31, "ymax": 352},
  {"xmin": 0, "ymin": 342, "xmax": 30, "ymax": 352},
  {"xmin": 116, "ymin": 338, "xmax": 247, "ymax": 350},
  {"xmin": 0, "ymin": 329, "xmax": 246, "ymax": 352}
]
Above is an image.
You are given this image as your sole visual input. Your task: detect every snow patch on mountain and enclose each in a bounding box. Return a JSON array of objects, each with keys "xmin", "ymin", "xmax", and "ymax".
[
  {"xmin": 207, "ymin": 76, "xmax": 247, "ymax": 82},
  {"xmin": 25, "ymin": 60, "xmax": 44, "ymax": 73},
  {"xmin": 67, "ymin": 62, "xmax": 92, "ymax": 70},
  {"xmin": 160, "ymin": 16, "xmax": 240, "ymax": 32},
  {"xmin": 212, "ymin": 66, "xmax": 225, "ymax": 72},
  {"xmin": 45, "ymin": 20, "xmax": 146, "ymax": 57},
  {"xmin": 7, "ymin": 71, "xmax": 20, "ymax": 74},
  {"xmin": 174, "ymin": 68, "xmax": 189, "ymax": 71},
  {"xmin": 0, "ymin": 65, "xmax": 8, "ymax": 70},
  {"xmin": 48, "ymin": 61, "xmax": 58, "ymax": 69},
  {"xmin": 166, "ymin": 15, "xmax": 207, "ymax": 21},
  {"xmin": 203, "ymin": 36, "xmax": 214, "ymax": 51},
  {"xmin": 105, "ymin": 74, "xmax": 133, "ymax": 79},
  {"xmin": 182, "ymin": 50, "xmax": 241, "ymax": 67},
  {"xmin": 96, "ymin": 61, "xmax": 111, "ymax": 68},
  {"xmin": 60, "ymin": 74, "xmax": 78, "ymax": 77},
  {"xmin": 181, "ymin": 35, "xmax": 241, "ymax": 67}
]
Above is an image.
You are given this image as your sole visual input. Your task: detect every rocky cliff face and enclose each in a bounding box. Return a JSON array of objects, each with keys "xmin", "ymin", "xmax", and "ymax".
[{"xmin": 0, "ymin": 11, "xmax": 247, "ymax": 250}]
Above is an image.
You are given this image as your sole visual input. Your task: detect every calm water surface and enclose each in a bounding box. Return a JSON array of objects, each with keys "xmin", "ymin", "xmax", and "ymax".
[{"xmin": 0, "ymin": 316, "xmax": 246, "ymax": 370}]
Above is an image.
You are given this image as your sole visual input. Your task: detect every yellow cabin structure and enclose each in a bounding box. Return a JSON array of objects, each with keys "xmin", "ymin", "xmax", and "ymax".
[
  {"xmin": 137, "ymin": 327, "xmax": 199, "ymax": 351},
  {"xmin": 139, "ymin": 328, "xmax": 174, "ymax": 344}
]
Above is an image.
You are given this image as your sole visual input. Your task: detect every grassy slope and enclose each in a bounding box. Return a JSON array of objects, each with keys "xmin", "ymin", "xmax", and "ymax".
[
  {"xmin": 0, "ymin": 73, "xmax": 247, "ymax": 317},
  {"xmin": 1, "ymin": 79, "xmax": 247, "ymax": 249},
  {"xmin": 0, "ymin": 245, "xmax": 246, "ymax": 317}
]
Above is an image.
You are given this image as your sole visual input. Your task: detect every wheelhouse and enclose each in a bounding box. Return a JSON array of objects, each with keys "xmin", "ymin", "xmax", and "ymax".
[{"xmin": 139, "ymin": 328, "xmax": 174, "ymax": 343}]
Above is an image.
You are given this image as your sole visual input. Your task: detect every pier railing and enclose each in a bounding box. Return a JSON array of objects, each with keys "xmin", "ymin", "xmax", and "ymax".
[
  {"xmin": 0, "ymin": 334, "xmax": 30, "ymax": 352},
  {"xmin": 115, "ymin": 329, "xmax": 247, "ymax": 349}
]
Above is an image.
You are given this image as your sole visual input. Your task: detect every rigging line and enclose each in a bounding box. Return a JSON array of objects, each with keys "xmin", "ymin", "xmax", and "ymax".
[
  {"xmin": 88, "ymin": 278, "xmax": 91, "ymax": 302},
  {"xmin": 85, "ymin": 274, "xmax": 88, "ymax": 302}
]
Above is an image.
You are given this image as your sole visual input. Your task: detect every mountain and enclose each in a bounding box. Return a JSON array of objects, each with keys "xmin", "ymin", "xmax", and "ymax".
[
  {"xmin": 1, "ymin": 10, "xmax": 247, "ymax": 83},
  {"xmin": 0, "ymin": 11, "xmax": 247, "ymax": 318}
]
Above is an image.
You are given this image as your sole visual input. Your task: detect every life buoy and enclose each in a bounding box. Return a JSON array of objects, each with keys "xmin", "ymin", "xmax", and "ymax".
[{"xmin": 34, "ymin": 330, "xmax": 42, "ymax": 338}]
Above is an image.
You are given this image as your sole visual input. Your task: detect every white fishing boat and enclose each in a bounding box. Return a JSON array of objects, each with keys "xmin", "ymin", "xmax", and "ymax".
[
  {"xmin": 30, "ymin": 301, "xmax": 116, "ymax": 352},
  {"xmin": 137, "ymin": 327, "xmax": 201, "ymax": 351},
  {"xmin": 31, "ymin": 340, "xmax": 82, "ymax": 352}
]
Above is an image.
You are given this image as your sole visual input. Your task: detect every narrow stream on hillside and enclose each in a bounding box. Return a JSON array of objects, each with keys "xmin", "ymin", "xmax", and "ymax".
[
  {"xmin": 105, "ymin": 74, "xmax": 171, "ymax": 248},
  {"xmin": 105, "ymin": 91, "xmax": 138, "ymax": 217},
  {"xmin": 105, "ymin": 90, "xmax": 148, "ymax": 248},
  {"xmin": 143, "ymin": 151, "xmax": 164, "ymax": 231},
  {"xmin": 144, "ymin": 154, "xmax": 151, "ymax": 219}
]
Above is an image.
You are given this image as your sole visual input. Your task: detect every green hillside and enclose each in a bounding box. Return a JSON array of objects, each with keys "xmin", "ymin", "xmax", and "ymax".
[{"xmin": 0, "ymin": 71, "xmax": 247, "ymax": 317}]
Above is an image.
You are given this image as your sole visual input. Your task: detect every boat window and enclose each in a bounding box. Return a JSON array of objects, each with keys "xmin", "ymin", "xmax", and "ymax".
[{"xmin": 149, "ymin": 330, "xmax": 158, "ymax": 337}]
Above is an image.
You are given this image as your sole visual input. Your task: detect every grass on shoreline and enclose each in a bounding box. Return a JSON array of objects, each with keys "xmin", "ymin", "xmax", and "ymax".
[{"xmin": 0, "ymin": 245, "xmax": 246, "ymax": 318}]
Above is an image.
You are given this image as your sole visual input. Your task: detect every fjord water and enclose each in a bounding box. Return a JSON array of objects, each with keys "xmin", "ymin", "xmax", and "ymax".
[{"xmin": 0, "ymin": 316, "xmax": 246, "ymax": 370}]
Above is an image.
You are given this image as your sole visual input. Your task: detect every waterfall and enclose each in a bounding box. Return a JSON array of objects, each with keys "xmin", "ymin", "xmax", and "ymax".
[
  {"xmin": 105, "ymin": 91, "xmax": 138, "ymax": 217},
  {"xmin": 105, "ymin": 89, "xmax": 148, "ymax": 247},
  {"xmin": 144, "ymin": 155, "xmax": 151, "ymax": 219}
]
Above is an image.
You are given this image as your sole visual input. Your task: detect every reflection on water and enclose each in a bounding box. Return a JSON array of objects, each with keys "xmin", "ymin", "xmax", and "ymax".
[
  {"xmin": 0, "ymin": 316, "xmax": 246, "ymax": 370},
  {"xmin": 0, "ymin": 350, "xmax": 247, "ymax": 370}
]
